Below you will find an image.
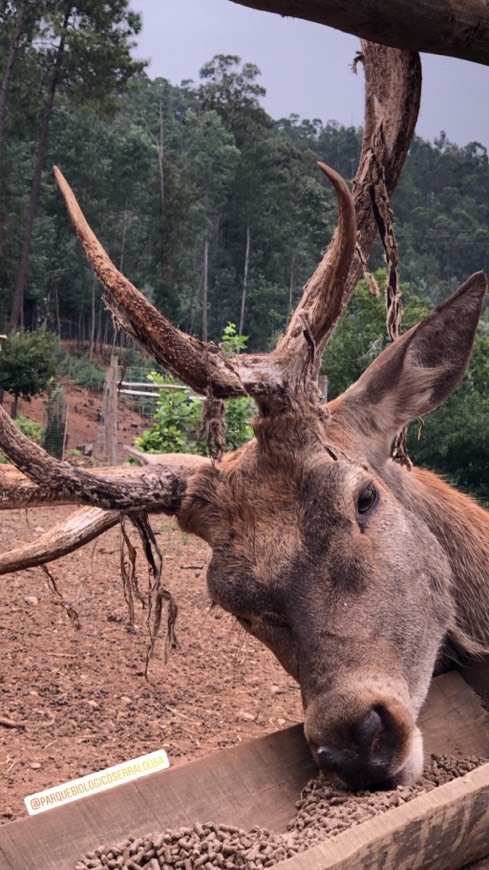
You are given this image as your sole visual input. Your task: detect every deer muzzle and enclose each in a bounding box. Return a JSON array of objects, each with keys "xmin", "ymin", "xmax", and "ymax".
[{"xmin": 304, "ymin": 687, "xmax": 423, "ymax": 791}]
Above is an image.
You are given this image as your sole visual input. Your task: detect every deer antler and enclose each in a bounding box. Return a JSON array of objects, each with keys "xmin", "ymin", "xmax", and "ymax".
[
  {"xmin": 54, "ymin": 163, "xmax": 355, "ymax": 404},
  {"xmin": 270, "ymin": 163, "xmax": 355, "ymax": 384},
  {"xmin": 0, "ymin": 506, "xmax": 119, "ymax": 575},
  {"xmin": 54, "ymin": 43, "xmax": 420, "ymax": 407},
  {"xmin": 0, "ymin": 409, "xmax": 210, "ymax": 513},
  {"xmin": 54, "ymin": 166, "xmax": 245, "ymax": 400},
  {"xmin": 229, "ymin": 0, "xmax": 489, "ymax": 66},
  {"xmin": 0, "ymin": 43, "xmax": 421, "ymax": 578}
]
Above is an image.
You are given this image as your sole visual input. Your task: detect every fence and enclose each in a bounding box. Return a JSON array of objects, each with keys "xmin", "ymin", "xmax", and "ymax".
[
  {"xmin": 70, "ymin": 366, "xmax": 327, "ymax": 466},
  {"xmin": 92, "ymin": 359, "xmax": 200, "ymax": 465},
  {"xmin": 41, "ymin": 386, "xmax": 68, "ymax": 460}
]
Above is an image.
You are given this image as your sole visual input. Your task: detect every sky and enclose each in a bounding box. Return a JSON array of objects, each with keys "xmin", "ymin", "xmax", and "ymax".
[{"xmin": 130, "ymin": 0, "xmax": 489, "ymax": 149}]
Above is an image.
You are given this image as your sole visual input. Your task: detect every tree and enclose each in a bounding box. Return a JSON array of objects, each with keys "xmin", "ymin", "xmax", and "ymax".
[
  {"xmin": 8, "ymin": 0, "xmax": 145, "ymax": 331},
  {"xmin": 0, "ymin": 0, "xmax": 29, "ymax": 194},
  {"xmin": 199, "ymin": 54, "xmax": 267, "ymax": 146},
  {"xmin": 0, "ymin": 0, "xmax": 47, "ymax": 268},
  {"xmin": 0, "ymin": 329, "xmax": 59, "ymax": 418},
  {"xmin": 181, "ymin": 109, "xmax": 239, "ymax": 339}
]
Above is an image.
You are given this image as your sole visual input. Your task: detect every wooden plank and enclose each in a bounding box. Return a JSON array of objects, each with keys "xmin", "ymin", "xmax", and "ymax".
[
  {"xmin": 458, "ymin": 657, "xmax": 489, "ymax": 708},
  {"xmin": 1, "ymin": 670, "xmax": 488, "ymax": 870},
  {"xmin": 275, "ymin": 761, "xmax": 489, "ymax": 869},
  {"xmin": 0, "ymin": 724, "xmax": 315, "ymax": 870},
  {"xmin": 420, "ymin": 670, "xmax": 489, "ymax": 758}
]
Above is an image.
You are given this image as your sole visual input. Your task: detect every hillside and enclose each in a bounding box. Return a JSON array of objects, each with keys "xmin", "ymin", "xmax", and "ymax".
[{"xmin": 2, "ymin": 381, "xmax": 149, "ymax": 464}]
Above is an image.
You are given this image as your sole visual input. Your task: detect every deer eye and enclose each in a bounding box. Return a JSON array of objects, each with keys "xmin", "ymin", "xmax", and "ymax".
[
  {"xmin": 263, "ymin": 612, "xmax": 289, "ymax": 629},
  {"xmin": 237, "ymin": 615, "xmax": 253, "ymax": 628},
  {"xmin": 356, "ymin": 483, "xmax": 378, "ymax": 516}
]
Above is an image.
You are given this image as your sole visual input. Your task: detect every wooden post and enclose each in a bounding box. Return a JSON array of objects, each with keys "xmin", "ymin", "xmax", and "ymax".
[{"xmin": 103, "ymin": 353, "xmax": 118, "ymax": 465}]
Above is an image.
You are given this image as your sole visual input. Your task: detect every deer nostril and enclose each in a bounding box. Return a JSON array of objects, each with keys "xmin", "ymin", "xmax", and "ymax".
[
  {"xmin": 315, "ymin": 705, "xmax": 396, "ymax": 790},
  {"xmin": 353, "ymin": 707, "xmax": 383, "ymax": 754},
  {"xmin": 316, "ymin": 745, "xmax": 344, "ymax": 770}
]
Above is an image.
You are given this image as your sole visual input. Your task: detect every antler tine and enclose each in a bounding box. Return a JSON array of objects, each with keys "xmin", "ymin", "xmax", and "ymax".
[
  {"xmin": 0, "ymin": 403, "xmax": 202, "ymax": 513},
  {"xmin": 0, "ymin": 506, "xmax": 119, "ymax": 576},
  {"xmin": 50, "ymin": 45, "xmax": 420, "ymax": 412},
  {"xmin": 273, "ymin": 162, "xmax": 356, "ymax": 379},
  {"xmin": 54, "ymin": 167, "xmax": 245, "ymax": 400}
]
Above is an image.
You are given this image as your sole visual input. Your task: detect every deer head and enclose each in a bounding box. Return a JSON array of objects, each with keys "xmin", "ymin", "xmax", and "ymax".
[
  {"xmin": 176, "ymin": 269, "xmax": 486, "ymax": 792},
  {"xmin": 1, "ymin": 44, "xmax": 487, "ymax": 791}
]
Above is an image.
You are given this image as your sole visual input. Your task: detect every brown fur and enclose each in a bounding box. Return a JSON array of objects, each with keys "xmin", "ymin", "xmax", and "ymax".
[{"xmin": 175, "ymin": 273, "xmax": 488, "ymax": 791}]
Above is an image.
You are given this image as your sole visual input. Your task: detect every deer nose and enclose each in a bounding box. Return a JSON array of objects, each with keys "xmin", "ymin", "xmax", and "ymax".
[{"xmin": 316, "ymin": 706, "xmax": 396, "ymax": 790}]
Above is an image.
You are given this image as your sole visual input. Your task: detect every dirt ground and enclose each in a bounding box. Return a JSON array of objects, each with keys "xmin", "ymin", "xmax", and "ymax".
[
  {"xmin": 0, "ymin": 508, "xmax": 303, "ymax": 825},
  {"xmin": 0, "ymin": 383, "xmax": 303, "ymax": 825}
]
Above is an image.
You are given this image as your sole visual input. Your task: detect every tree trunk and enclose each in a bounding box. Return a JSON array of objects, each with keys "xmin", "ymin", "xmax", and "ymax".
[
  {"xmin": 202, "ymin": 234, "xmax": 209, "ymax": 342},
  {"xmin": 54, "ymin": 281, "xmax": 61, "ymax": 339},
  {"xmin": 238, "ymin": 225, "xmax": 251, "ymax": 336},
  {"xmin": 96, "ymin": 304, "xmax": 102, "ymax": 353},
  {"xmin": 119, "ymin": 198, "xmax": 129, "ymax": 272},
  {"xmin": 288, "ymin": 247, "xmax": 297, "ymax": 314},
  {"xmin": 8, "ymin": 7, "xmax": 70, "ymax": 331},
  {"xmin": 10, "ymin": 394, "xmax": 19, "ymax": 420},
  {"xmin": 89, "ymin": 273, "xmax": 96, "ymax": 359},
  {"xmin": 0, "ymin": 0, "xmax": 28, "ymax": 158},
  {"xmin": 228, "ymin": 0, "xmax": 489, "ymax": 66},
  {"xmin": 0, "ymin": 0, "xmax": 29, "ymax": 258},
  {"xmin": 158, "ymin": 97, "xmax": 165, "ymax": 215}
]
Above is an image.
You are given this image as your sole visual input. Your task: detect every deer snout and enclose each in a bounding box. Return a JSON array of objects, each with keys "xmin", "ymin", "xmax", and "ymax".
[
  {"xmin": 305, "ymin": 693, "xmax": 423, "ymax": 791},
  {"xmin": 316, "ymin": 705, "xmax": 397, "ymax": 790}
]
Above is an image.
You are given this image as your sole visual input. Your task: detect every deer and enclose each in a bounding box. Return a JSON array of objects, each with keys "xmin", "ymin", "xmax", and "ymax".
[{"xmin": 0, "ymin": 42, "xmax": 488, "ymax": 793}]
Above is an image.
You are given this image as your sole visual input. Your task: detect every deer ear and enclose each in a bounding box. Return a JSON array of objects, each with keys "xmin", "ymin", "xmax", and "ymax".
[{"xmin": 331, "ymin": 272, "xmax": 487, "ymax": 451}]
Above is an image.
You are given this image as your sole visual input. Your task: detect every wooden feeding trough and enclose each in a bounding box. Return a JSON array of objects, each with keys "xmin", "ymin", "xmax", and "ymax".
[{"xmin": 1, "ymin": 670, "xmax": 489, "ymax": 869}]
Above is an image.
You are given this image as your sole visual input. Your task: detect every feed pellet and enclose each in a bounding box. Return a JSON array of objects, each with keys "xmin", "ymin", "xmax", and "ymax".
[{"xmin": 73, "ymin": 754, "xmax": 484, "ymax": 869}]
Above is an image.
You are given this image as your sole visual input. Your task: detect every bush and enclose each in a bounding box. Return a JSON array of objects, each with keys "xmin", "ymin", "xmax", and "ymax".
[
  {"xmin": 64, "ymin": 356, "xmax": 106, "ymax": 392},
  {"xmin": 135, "ymin": 374, "xmax": 206, "ymax": 455},
  {"xmin": 133, "ymin": 325, "xmax": 256, "ymax": 457},
  {"xmin": 16, "ymin": 416, "xmax": 42, "ymax": 442},
  {"xmin": 0, "ymin": 416, "xmax": 41, "ymax": 463}
]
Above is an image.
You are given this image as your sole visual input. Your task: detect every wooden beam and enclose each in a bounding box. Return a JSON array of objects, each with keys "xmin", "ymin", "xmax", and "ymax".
[
  {"xmin": 228, "ymin": 0, "xmax": 489, "ymax": 66},
  {"xmin": 280, "ymin": 762, "xmax": 489, "ymax": 868}
]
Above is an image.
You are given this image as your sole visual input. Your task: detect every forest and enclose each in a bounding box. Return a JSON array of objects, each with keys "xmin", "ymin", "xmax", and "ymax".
[{"xmin": 0, "ymin": 2, "xmax": 488, "ymax": 499}]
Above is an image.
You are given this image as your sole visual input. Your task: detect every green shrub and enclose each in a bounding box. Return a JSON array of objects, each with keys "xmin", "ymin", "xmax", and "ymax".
[
  {"xmin": 16, "ymin": 416, "xmax": 42, "ymax": 442},
  {"xmin": 0, "ymin": 416, "xmax": 41, "ymax": 463},
  {"xmin": 135, "ymin": 374, "xmax": 206, "ymax": 455},
  {"xmin": 134, "ymin": 325, "xmax": 255, "ymax": 456},
  {"xmin": 223, "ymin": 397, "xmax": 254, "ymax": 450},
  {"xmin": 66, "ymin": 356, "xmax": 106, "ymax": 392},
  {"xmin": 0, "ymin": 330, "xmax": 59, "ymax": 418}
]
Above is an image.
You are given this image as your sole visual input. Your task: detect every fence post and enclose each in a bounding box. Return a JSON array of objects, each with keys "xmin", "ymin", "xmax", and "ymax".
[{"xmin": 103, "ymin": 353, "xmax": 118, "ymax": 465}]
